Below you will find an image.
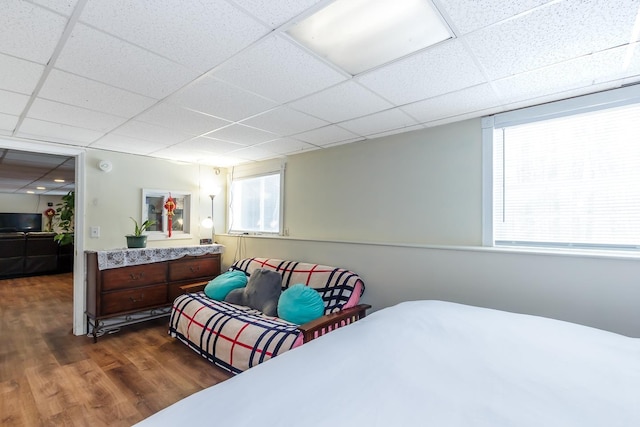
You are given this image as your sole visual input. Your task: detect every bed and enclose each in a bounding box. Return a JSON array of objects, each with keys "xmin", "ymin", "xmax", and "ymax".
[{"xmin": 135, "ymin": 300, "xmax": 640, "ymax": 426}]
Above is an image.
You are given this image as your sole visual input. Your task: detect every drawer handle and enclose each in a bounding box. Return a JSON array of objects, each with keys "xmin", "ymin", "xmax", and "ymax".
[
  {"xmin": 130, "ymin": 294, "xmax": 144, "ymax": 303},
  {"xmin": 129, "ymin": 272, "xmax": 144, "ymax": 280},
  {"xmin": 189, "ymin": 266, "xmax": 200, "ymax": 273}
]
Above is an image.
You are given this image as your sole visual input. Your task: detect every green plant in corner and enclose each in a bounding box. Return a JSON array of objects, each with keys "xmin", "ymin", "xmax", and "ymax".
[
  {"xmin": 129, "ymin": 217, "xmax": 156, "ymax": 236},
  {"xmin": 54, "ymin": 190, "xmax": 74, "ymax": 246}
]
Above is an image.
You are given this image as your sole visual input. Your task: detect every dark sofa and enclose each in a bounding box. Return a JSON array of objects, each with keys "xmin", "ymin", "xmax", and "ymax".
[{"xmin": 0, "ymin": 232, "xmax": 73, "ymax": 279}]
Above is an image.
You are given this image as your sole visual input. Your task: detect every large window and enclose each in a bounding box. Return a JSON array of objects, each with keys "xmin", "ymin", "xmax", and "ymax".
[
  {"xmin": 483, "ymin": 85, "xmax": 640, "ymax": 252},
  {"xmin": 228, "ymin": 159, "xmax": 284, "ymax": 235}
]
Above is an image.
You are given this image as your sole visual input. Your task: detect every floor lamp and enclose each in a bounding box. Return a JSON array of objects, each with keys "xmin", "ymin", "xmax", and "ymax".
[{"xmin": 201, "ymin": 194, "xmax": 215, "ymax": 244}]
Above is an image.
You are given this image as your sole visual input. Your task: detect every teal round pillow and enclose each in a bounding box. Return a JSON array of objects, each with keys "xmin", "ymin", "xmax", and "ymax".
[
  {"xmin": 277, "ymin": 284, "xmax": 325, "ymax": 325},
  {"xmin": 204, "ymin": 270, "xmax": 248, "ymax": 300}
]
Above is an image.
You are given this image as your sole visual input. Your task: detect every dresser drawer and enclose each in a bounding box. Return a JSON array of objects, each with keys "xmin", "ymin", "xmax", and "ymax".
[
  {"xmin": 169, "ymin": 255, "xmax": 220, "ymax": 281},
  {"xmin": 101, "ymin": 262, "xmax": 168, "ymax": 291},
  {"xmin": 101, "ymin": 285, "xmax": 167, "ymax": 316}
]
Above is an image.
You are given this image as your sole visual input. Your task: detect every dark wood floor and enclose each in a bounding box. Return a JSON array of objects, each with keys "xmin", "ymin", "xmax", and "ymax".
[{"xmin": 0, "ymin": 273, "xmax": 232, "ymax": 426}]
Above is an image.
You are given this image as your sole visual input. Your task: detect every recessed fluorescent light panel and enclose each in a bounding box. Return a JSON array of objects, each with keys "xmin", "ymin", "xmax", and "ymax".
[{"xmin": 287, "ymin": 0, "xmax": 452, "ymax": 75}]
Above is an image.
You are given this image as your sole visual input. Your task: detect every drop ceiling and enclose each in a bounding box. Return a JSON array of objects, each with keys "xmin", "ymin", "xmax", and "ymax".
[{"xmin": 1, "ymin": 0, "xmax": 640, "ymax": 173}]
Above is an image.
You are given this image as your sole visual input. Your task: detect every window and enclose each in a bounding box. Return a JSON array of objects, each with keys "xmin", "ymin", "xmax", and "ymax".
[
  {"xmin": 483, "ymin": 85, "xmax": 640, "ymax": 252},
  {"xmin": 142, "ymin": 189, "xmax": 191, "ymax": 238},
  {"xmin": 228, "ymin": 159, "xmax": 284, "ymax": 235}
]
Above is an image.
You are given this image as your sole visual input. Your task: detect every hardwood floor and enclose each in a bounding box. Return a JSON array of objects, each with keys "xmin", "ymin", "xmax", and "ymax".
[{"xmin": 0, "ymin": 273, "xmax": 232, "ymax": 426}]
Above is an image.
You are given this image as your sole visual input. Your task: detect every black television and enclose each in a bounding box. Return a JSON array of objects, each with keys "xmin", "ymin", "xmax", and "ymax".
[{"xmin": 0, "ymin": 213, "xmax": 43, "ymax": 232}]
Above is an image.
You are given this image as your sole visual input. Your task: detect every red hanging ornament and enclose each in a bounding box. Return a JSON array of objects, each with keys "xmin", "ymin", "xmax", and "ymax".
[
  {"xmin": 44, "ymin": 208, "xmax": 56, "ymax": 232},
  {"xmin": 164, "ymin": 194, "xmax": 176, "ymax": 237}
]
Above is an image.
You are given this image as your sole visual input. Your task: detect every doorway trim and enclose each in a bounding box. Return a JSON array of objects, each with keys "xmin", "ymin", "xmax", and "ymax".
[{"xmin": 0, "ymin": 137, "xmax": 86, "ymax": 335}]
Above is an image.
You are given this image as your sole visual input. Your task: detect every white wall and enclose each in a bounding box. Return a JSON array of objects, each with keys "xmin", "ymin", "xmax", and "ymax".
[
  {"xmin": 83, "ymin": 149, "xmax": 226, "ymax": 251},
  {"xmin": 215, "ymin": 118, "xmax": 640, "ymax": 337}
]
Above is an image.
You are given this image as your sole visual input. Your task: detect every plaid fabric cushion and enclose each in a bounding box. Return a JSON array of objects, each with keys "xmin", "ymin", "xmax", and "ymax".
[
  {"xmin": 170, "ymin": 292, "xmax": 301, "ymax": 374},
  {"xmin": 230, "ymin": 258, "xmax": 365, "ymax": 314}
]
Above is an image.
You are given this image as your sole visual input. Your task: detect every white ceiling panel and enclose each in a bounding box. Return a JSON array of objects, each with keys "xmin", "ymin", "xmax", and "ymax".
[
  {"xmin": 38, "ymin": 70, "xmax": 157, "ymax": 117},
  {"xmin": 205, "ymin": 124, "xmax": 278, "ymax": 146},
  {"xmin": 90, "ymin": 134, "xmax": 171, "ymax": 155},
  {"xmin": 465, "ymin": 0, "xmax": 640, "ymax": 80},
  {"xmin": 0, "ymin": 1, "xmax": 67, "ymax": 64},
  {"xmin": 358, "ymin": 39, "xmax": 486, "ymax": 105},
  {"xmin": 135, "ymin": 104, "xmax": 231, "ymax": 136},
  {"xmin": 0, "ymin": 90, "xmax": 30, "ymax": 115},
  {"xmin": 168, "ymin": 76, "xmax": 277, "ymax": 122},
  {"xmin": 436, "ymin": 0, "xmax": 553, "ymax": 35},
  {"xmin": 293, "ymin": 125, "xmax": 361, "ymax": 146},
  {"xmin": 241, "ymin": 106, "xmax": 328, "ymax": 136},
  {"xmin": 339, "ymin": 108, "xmax": 421, "ymax": 136},
  {"xmin": 401, "ymin": 84, "xmax": 502, "ymax": 124},
  {"xmin": 230, "ymin": 145, "xmax": 282, "ymax": 161},
  {"xmin": 32, "ymin": 0, "xmax": 79, "ymax": 16},
  {"xmin": 231, "ymin": 0, "xmax": 325, "ymax": 28},
  {"xmin": 177, "ymin": 137, "xmax": 246, "ymax": 155},
  {"xmin": 28, "ymin": 98, "xmax": 127, "ymax": 132},
  {"xmin": 0, "ymin": 53, "xmax": 45, "ymax": 95},
  {"xmin": 2, "ymin": 0, "xmax": 640, "ymax": 191},
  {"xmin": 17, "ymin": 118, "xmax": 103, "ymax": 145},
  {"xmin": 492, "ymin": 46, "xmax": 630, "ymax": 104},
  {"xmin": 110, "ymin": 120, "xmax": 192, "ymax": 146},
  {"xmin": 0, "ymin": 113, "xmax": 18, "ymax": 132},
  {"xmin": 289, "ymin": 81, "xmax": 394, "ymax": 123},
  {"xmin": 212, "ymin": 35, "xmax": 348, "ymax": 103},
  {"xmin": 80, "ymin": 0, "xmax": 270, "ymax": 73},
  {"xmin": 55, "ymin": 24, "xmax": 199, "ymax": 99},
  {"xmin": 257, "ymin": 138, "xmax": 319, "ymax": 155}
]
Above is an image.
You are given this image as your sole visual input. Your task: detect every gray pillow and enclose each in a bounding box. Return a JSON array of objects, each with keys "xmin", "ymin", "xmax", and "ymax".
[{"xmin": 224, "ymin": 268, "xmax": 282, "ymax": 316}]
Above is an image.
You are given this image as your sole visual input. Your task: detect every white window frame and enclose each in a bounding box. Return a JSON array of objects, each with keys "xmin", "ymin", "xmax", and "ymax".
[
  {"xmin": 227, "ymin": 159, "xmax": 285, "ymax": 235},
  {"xmin": 141, "ymin": 189, "xmax": 192, "ymax": 240},
  {"xmin": 482, "ymin": 84, "xmax": 640, "ymax": 251}
]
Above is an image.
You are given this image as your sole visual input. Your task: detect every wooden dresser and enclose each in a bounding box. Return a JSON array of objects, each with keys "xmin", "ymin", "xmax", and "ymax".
[{"xmin": 85, "ymin": 247, "xmax": 222, "ymax": 341}]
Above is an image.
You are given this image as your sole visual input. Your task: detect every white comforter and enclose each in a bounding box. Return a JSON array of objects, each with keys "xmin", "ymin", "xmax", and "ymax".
[{"xmin": 136, "ymin": 300, "xmax": 640, "ymax": 426}]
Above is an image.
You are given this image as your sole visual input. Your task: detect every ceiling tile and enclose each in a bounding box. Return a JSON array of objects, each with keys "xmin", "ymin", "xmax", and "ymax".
[
  {"xmin": 28, "ymin": 98, "xmax": 127, "ymax": 132},
  {"xmin": 0, "ymin": 113, "xmax": 18, "ymax": 132},
  {"xmin": 465, "ymin": 0, "xmax": 640, "ymax": 80},
  {"xmin": 0, "ymin": 53, "xmax": 45, "ymax": 95},
  {"xmin": 0, "ymin": 90, "xmax": 30, "ymax": 115},
  {"xmin": 38, "ymin": 70, "xmax": 156, "ymax": 117},
  {"xmin": 31, "ymin": 0, "xmax": 79, "ymax": 16},
  {"xmin": 293, "ymin": 125, "xmax": 361, "ymax": 146},
  {"xmin": 256, "ymin": 138, "xmax": 319, "ymax": 155},
  {"xmin": 55, "ymin": 23, "xmax": 199, "ymax": 99},
  {"xmin": 175, "ymin": 137, "xmax": 246, "ymax": 155},
  {"xmin": 152, "ymin": 142, "xmax": 247, "ymax": 166},
  {"xmin": 204, "ymin": 124, "xmax": 278, "ymax": 145},
  {"xmin": 358, "ymin": 39, "xmax": 486, "ymax": 105},
  {"xmin": 339, "ymin": 108, "xmax": 421, "ymax": 136},
  {"xmin": 80, "ymin": 0, "xmax": 269, "ymax": 73},
  {"xmin": 90, "ymin": 134, "xmax": 171, "ymax": 155},
  {"xmin": 17, "ymin": 118, "xmax": 104, "ymax": 145},
  {"xmin": 111, "ymin": 120, "xmax": 192, "ymax": 145},
  {"xmin": 212, "ymin": 34, "xmax": 348, "ymax": 103},
  {"xmin": 401, "ymin": 84, "xmax": 502, "ymax": 124},
  {"xmin": 437, "ymin": 0, "xmax": 552, "ymax": 34},
  {"xmin": 492, "ymin": 46, "xmax": 630, "ymax": 104},
  {"xmin": 168, "ymin": 76, "xmax": 277, "ymax": 122},
  {"xmin": 289, "ymin": 81, "xmax": 394, "ymax": 122},
  {"xmin": 231, "ymin": 0, "xmax": 324, "ymax": 28},
  {"xmin": 241, "ymin": 106, "xmax": 328, "ymax": 136},
  {"xmin": 135, "ymin": 103, "xmax": 231, "ymax": 136},
  {"xmin": 0, "ymin": 2, "xmax": 67, "ymax": 64},
  {"xmin": 230, "ymin": 144, "xmax": 281, "ymax": 161},
  {"xmin": 366, "ymin": 124, "xmax": 425, "ymax": 140}
]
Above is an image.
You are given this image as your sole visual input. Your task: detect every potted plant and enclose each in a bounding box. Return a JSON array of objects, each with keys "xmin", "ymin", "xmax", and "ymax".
[
  {"xmin": 126, "ymin": 217, "xmax": 156, "ymax": 248},
  {"xmin": 54, "ymin": 191, "xmax": 74, "ymax": 246}
]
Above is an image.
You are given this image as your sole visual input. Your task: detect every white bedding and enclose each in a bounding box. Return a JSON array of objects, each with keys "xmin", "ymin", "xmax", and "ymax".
[{"xmin": 136, "ymin": 300, "xmax": 640, "ymax": 426}]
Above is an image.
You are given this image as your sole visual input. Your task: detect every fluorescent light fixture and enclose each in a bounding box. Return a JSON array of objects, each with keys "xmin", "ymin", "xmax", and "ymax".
[
  {"xmin": 287, "ymin": 0, "xmax": 452, "ymax": 75},
  {"xmin": 54, "ymin": 179, "xmax": 65, "ymax": 183}
]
